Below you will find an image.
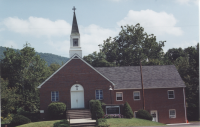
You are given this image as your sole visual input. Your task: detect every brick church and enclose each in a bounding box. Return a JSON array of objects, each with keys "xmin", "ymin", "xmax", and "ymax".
[{"xmin": 37, "ymin": 8, "xmax": 187, "ymax": 124}]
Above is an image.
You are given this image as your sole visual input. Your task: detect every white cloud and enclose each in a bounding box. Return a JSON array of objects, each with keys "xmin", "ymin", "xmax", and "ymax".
[
  {"xmin": 3, "ymin": 17, "xmax": 71, "ymax": 37},
  {"xmin": 173, "ymin": 40, "xmax": 198, "ymax": 49},
  {"xmin": 117, "ymin": 10, "xmax": 183, "ymax": 36},
  {"xmin": 80, "ymin": 24, "xmax": 118, "ymax": 56},
  {"xmin": 175, "ymin": 0, "xmax": 199, "ymax": 5},
  {"xmin": 3, "ymin": 40, "xmax": 18, "ymax": 49},
  {"xmin": 44, "ymin": 40, "xmax": 70, "ymax": 56}
]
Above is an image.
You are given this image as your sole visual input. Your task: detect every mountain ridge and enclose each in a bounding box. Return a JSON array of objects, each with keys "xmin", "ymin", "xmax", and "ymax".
[{"xmin": 0, "ymin": 46, "xmax": 69, "ymax": 66}]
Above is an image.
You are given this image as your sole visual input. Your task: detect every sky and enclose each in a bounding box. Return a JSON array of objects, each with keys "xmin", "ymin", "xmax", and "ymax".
[{"xmin": 0, "ymin": 0, "xmax": 199, "ymax": 58}]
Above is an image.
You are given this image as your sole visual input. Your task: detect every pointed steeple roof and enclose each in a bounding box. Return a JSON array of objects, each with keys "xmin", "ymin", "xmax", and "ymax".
[{"xmin": 71, "ymin": 11, "xmax": 79, "ymax": 34}]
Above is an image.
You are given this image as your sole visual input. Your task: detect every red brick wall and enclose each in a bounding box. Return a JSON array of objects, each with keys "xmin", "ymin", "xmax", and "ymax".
[
  {"xmin": 39, "ymin": 59, "xmax": 113, "ymax": 120},
  {"xmin": 113, "ymin": 88, "xmax": 186, "ymax": 124},
  {"xmin": 39, "ymin": 58, "xmax": 186, "ymax": 123}
]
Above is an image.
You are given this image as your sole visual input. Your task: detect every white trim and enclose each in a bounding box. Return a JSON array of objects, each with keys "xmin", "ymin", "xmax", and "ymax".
[
  {"xmin": 169, "ymin": 109, "xmax": 176, "ymax": 118},
  {"xmin": 114, "ymin": 86, "xmax": 185, "ymax": 90},
  {"xmin": 95, "ymin": 89, "xmax": 103, "ymax": 100},
  {"xmin": 116, "ymin": 92, "xmax": 123, "ymax": 101},
  {"xmin": 133, "ymin": 91, "xmax": 140, "ymax": 100},
  {"xmin": 183, "ymin": 88, "xmax": 187, "ymax": 123},
  {"xmin": 51, "ymin": 91, "xmax": 59, "ymax": 102},
  {"xmin": 168, "ymin": 90, "xmax": 175, "ymax": 99},
  {"xmin": 37, "ymin": 54, "xmax": 115, "ymax": 88}
]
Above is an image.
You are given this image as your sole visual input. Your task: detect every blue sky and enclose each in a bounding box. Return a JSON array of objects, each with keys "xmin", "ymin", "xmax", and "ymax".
[{"xmin": 0, "ymin": 0, "xmax": 199, "ymax": 58}]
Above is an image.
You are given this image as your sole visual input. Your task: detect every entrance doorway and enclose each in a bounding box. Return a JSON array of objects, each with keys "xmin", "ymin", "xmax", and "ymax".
[
  {"xmin": 71, "ymin": 84, "xmax": 84, "ymax": 109},
  {"xmin": 151, "ymin": 110, "xmax": 158, "ymax": 122}
]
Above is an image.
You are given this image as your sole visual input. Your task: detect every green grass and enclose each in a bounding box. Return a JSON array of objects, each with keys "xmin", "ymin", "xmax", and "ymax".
[
  {"xmin": 16, "ymin": 120, "xmax": 60, "ymax": 127},
  {"xmin": 16, "ymin": 118, "xmax": 165, "ymax": 127},
  {"xmin": 106, "ymin": 118, "xmax": 165, "ymax": 127}
]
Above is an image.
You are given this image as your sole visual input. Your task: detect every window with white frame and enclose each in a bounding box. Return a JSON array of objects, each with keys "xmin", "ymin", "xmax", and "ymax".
[
  {"xmin": 96, "ymin": 90, "xmax": 103, "ymax": 100},
  {"xmin": 168, "ymin": 90, "xmax": 175, "ymax": 99},
  {"xmin": 51, "ymin": 91, "xmax": 59, "ymax": 102},
  {"xmin": 169, "ymin": 109, "xmax": 176, "ymax": 118},
  {"xmin": 133, "ymin": 91, "xmax": 140, "ymax": 100},
  {"xmin": 116, "ymin": 92, "xmax": 123, "ymax": 101}
]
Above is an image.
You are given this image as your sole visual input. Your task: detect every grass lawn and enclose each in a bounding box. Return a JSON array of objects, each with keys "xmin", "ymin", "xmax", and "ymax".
[
  {"xmin": 106, "ymin": 118, "xmax": 166, "ymax": 127},
  {"xmin": 16, "ymin": 118, "xmax": 165, "ymax": 127},
  {"xmin": 16, "ymin": 120, "xmax": 60, "ymax": 127}
]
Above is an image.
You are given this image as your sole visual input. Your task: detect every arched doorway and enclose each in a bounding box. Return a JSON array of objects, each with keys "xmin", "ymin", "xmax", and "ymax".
[{"xmin": 70, "ymin": 84, "xmax": 84, "ymax": 109}]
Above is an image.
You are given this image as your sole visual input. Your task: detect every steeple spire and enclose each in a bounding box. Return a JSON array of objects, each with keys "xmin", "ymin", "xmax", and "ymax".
[
  {"xmin": 69, "ymin": 6, "xmax": 82, "ymax": 58},
  {"xmin": 71, "ymin": 6, "xmax": 79, "ymax": 34}
]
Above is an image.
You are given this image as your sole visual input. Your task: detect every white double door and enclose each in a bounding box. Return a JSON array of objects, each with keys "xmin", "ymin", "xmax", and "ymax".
[{"xmin": 71, "ymin": 91, "xmax": 84, "ymax": 109}]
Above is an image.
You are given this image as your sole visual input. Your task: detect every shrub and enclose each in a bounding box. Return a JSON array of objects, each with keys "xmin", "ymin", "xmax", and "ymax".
[
  {"xmin": 94, "ymin": 100, "xmax": 104, "ymax": 119},
  {"xmin": 97, "ymin": 118, "xmax": 109, "ymax": 127},
  {"xmin": 1, "ymin": 113, "xmax": 13, "ymax": 124},
  {"xmin": 47, "ymin": 102, "xmax": 66, "ymax": 120},
  {"xmin": 89, "ymin": 100, "xmax": 104, "ymax": 119},
  {"xmin": 10, "ymin": 115, "xmax": 31, "ymax": 126},
  {"xmin": 53, "ymin": 119, "xmax": 70, "ymax": 127},
  {"xmin": 17, "ymin": 107, "xmax": 40, "ymax": 122},
  {"xmin": 136, "ymin": 109, "xmax": 152, "ymax": 121},
  {"xmin": 123, "ymin": 102, "xmax": 133, "ymax": 118},
  {"xmin": 89, "ymin": 100, "xmax": 96, "ymax": 119}
]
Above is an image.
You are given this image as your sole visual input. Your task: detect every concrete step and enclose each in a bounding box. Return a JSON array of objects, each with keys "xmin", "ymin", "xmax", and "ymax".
[
  {"xmin": 67, "ymin": 109, "xmax": 92, "ymax": 119},
  {"xmin": 70, "ymin": 122, "xmax": 96, "ymax": 127},
  {"xmin": 69, "ymin": 119, "xmax": 96, "ymax": 127}
]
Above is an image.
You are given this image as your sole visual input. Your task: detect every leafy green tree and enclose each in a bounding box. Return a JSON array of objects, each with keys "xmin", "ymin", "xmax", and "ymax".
[
  {"xmin": 164, "ymin": 43, "xmax": 199, "ymax": 120},
  {"xmin": 1, "ymin": 43, "xmax": 51, "ymax": 112},
  {"xmin": 83, "ymin": 51, "xmax": 115, "ymax": 67},
  {"xmin": 163, "ymin": 48, "xmax": 187, "ymax": 65},
  {"xmin": 1, "ymin": 78, "xmax": 20, "ymax": 117},
  {"xmin": 49, "ymin": 63, "xmax": 61, "ymax": 74},
  {"xmin": 180, "ymin": 44, "xmax": 199, "ymax": 121},
  {"xmin": 98, "ymin": 24, "xmax": 166, "ymax": 66}
]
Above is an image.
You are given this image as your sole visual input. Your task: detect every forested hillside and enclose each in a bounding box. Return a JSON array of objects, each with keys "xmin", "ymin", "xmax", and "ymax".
[{"xmin": 0, "ymin": 46, "xmax": 69, "ymax": 66}]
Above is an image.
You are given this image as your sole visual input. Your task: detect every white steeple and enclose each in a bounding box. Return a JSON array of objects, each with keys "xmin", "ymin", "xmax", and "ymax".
[{"xmin": 69, "ymin": 6, "xmax": 82, "ymax": 58}]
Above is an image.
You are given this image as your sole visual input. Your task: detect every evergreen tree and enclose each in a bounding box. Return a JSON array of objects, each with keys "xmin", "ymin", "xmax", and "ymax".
[{"xmin": 123, "ymin": 102, "xmax": 133, "ymax": 118}]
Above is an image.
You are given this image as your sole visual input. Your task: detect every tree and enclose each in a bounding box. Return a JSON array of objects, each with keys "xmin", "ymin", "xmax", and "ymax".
[
  {"xmin": 1, "ymin": 78, "xmax": 20, "ymax": 117},
  {"xmin": 1, "ymin": 43, "xmax": 51, "ymax": 112},
  {"xmin": 83, "ymin": 51, "xmax": 115, "ymax": 67},
  {"xmin": 163, "ymin": 48, "xmax": 187, "ymax": 65},
  {"xmin": 180, "ymin": 44, "xmax": 199, "ymax": 121},
  {"xmin": 49, "ymin": 63, "xmax": 61, "ymax": 74},
  {"xmin": 123, "ymin": 102, "xmax": 133, "ymax": 118},
  {"xmin": 98, "ymin": 24, "xmax": 166, "ymax": 66},
  {"xmin": 164, "ymin": 43, "xmax": 199, "ymax": 120}
]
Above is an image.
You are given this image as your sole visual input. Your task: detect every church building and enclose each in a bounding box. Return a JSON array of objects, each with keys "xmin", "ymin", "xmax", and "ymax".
[{"xmin": 37, "ymin": 8, "xmax": 187, "ymax": 124}]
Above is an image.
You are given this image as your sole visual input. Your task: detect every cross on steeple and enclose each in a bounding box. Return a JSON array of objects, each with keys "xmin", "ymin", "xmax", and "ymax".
[{"xmin": 72, "ymin": 6, "xmax": 76, "ymax": 12}]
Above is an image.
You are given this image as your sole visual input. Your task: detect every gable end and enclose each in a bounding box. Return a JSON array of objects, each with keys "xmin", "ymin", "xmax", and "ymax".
[{"xmin": 37, "ymin": 54, "xmax": 115, "ymax": 88}]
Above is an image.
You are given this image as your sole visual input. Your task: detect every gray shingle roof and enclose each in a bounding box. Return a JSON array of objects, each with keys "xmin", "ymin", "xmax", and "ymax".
[{"xmin": 95, "ymin": 65, "xmax": 185, "ymax": 89}]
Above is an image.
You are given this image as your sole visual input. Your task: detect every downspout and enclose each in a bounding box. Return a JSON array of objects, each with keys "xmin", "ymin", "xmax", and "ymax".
[{"xmin": 183, "ymin": 87, "xmax": 187, "ymax": 123}]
